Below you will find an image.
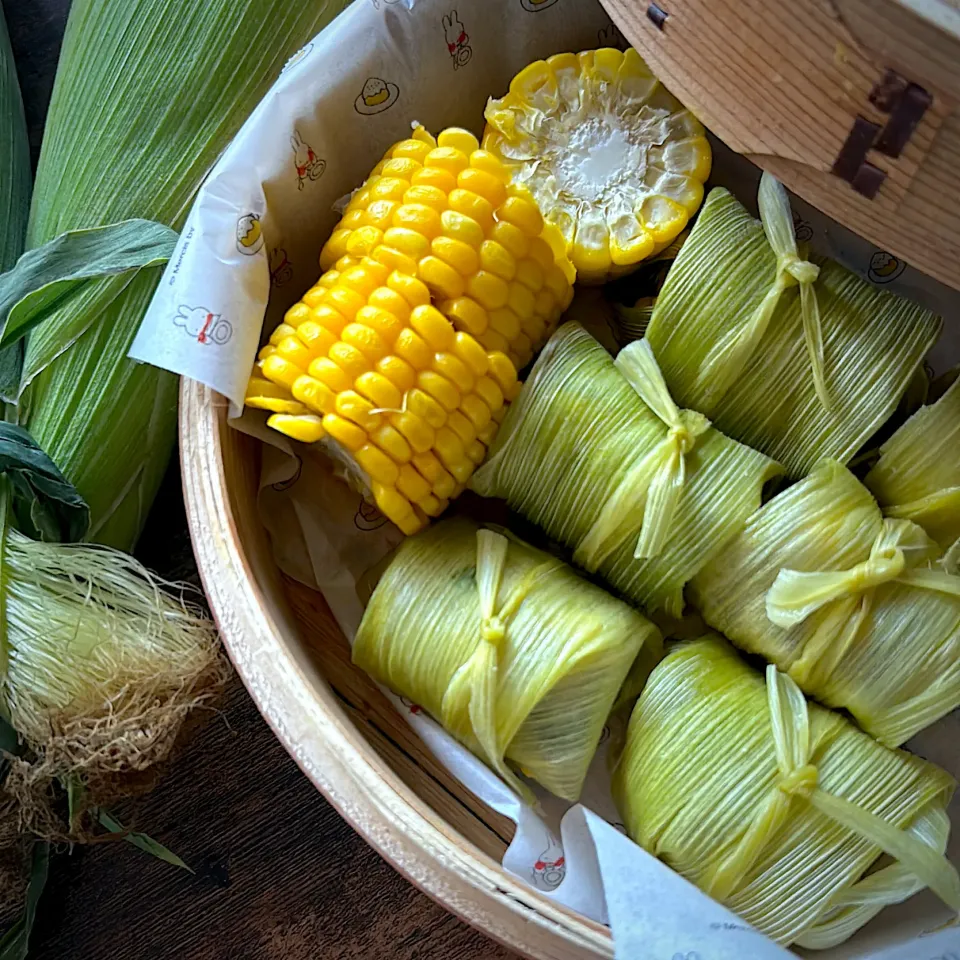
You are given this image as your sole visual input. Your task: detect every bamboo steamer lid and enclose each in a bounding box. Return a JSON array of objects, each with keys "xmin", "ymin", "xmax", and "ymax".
[{"xmin": 601, "ymin": 0, "xmax": 960, "ymax": 291}]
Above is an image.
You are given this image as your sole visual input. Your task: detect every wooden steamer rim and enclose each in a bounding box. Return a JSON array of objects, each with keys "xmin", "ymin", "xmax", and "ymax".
[
  {"xmin": 602, "ymin": 0, "xmax": 960, "ymax": 291},
  {"xmin": 179, "ymin": 378, "xmax": 613, "ymax": 960}
]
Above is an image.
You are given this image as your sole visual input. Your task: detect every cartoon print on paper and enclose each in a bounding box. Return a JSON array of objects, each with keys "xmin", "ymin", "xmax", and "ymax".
[
  {"xmin": 521, "ymin": 0, "xmax": 560, "ymax": 11},
  {"xmin": 598, "ymin": 21, "xmax": 628, "ymax": 50},
  {"xmin": 281, "ymin": 43, "xmax": 313, "ymax": 74},
  {"xmin": 868, "ymin": 250, "xmax": 906, "ymax": 284},
  {"xmin": 355, "ymin": 77, "xmax": 400, "ymax": 115},
  {"xmin": 236, "ymin": 213, "xmax": 264, "ymax": 256},
  {"xmin": 354, "ymin": 497, "xmax": 389, "ymax": 531},
  {"xmin": 442, "ymin": 11, "xmax": 472, "ymax": 70},
  {"xmin": 398, "ymin": 696, "xmax": 424, "ymax": 716},
  {"xmin": 269, "ymin": 247, "xmax": 293, "ymax": 287},
  {"xmin": 174, "ymin": 305, "xmax": 232, "ymax": 345},
  {"xmin": 531, "ymin": 834, "xmax": 565, "ymax": 890},
  {"xmin": 792, "ymin": 212, "xmax": 814, "ymax": 244},
  {"xmin": 291, "ymin": 129, "xmax": 326, "ymax": 191},
  {"xmin": 271, "ymin": 456, "xmax": 303, "ymax": 492}
]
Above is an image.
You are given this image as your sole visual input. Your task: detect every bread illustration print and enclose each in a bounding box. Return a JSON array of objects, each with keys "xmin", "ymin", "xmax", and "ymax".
[
  {"xmin": 236, "ymin": 213, "xmax": 264, "ymax": 255},
  {"xmin": 521, "ymin": 0, "xmax": 560, "ymax": 11},
  {"xmin": 290, "ymin": 130, "xmax": 325, "ymax": 190},
  {"xmin": 869, "ymin": 250, "xmax": 906, "ymax": 284},
  {"xmin": 354, "ymin": 76, "xmax": 400, "ymax": 115}
]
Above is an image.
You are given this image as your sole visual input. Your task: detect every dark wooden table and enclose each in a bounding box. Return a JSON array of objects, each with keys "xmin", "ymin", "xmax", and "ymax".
[{"xmin": 3, "ymin": 4, "xmax": 515, "ymax": 957}]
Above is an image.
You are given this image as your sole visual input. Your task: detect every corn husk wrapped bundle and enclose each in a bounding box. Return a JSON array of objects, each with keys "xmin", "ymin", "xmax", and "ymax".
[
  {"xmin": 354, "ymin": 517, "xmax": 662, "ymax": 800},
  {"xmin": 865, "ymin": 375, "xmax": 960, "ymax": 555},
  {"xmin": 645, "ymin": 174, "xmax": 941, "ymax": 478},
  {"xmin": 613, "ymin": 637, "xmax": 960, "ymax": 948},
  {"xmin": 470, "ymin": 322, "xmax": 782, "ymax": 616},
  {"xmin": 690, "ymin": 459, "xmax": 960, "ymax": 746}
]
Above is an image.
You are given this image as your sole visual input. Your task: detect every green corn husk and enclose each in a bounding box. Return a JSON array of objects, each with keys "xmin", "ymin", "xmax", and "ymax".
[
  {"xmin": 612, "ymin": 636, "xmax": 960, "ymax": 948},
  {"xmin": 690, "ymin": 459, "xmax": 960, "ymax": 746},
  {"xmin": 645, "ymin": 177, "xmax": 941, "ymax": 479},
  {"xmin": 0, "ymin": 9, "xmax": 29, "ymax": 275},
  {"xmin": 471, "ymin": 322, "xmax": 782, "ymax": 616},
  {"xmin": 19, "ymin": 0, "xmax": 351, "ymax": 551},
  {"xmin": 865, "ymin": 375, "xmax": 960, "ymax": 553},
  {"xmin": 354, "ymin": 517, "xmax": 662, "ymax": 801}
]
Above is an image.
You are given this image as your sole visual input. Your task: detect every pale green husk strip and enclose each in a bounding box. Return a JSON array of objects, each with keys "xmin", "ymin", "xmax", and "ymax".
[
  {"xmin": 0, "ymin": 8, "xmax": 29, "ymax": 274},
  {"xmin": 612, "ymin": 637, "xmax": 957, "ymax": 947},
  {"xmin": 865, "ymin": 375, "xmax": 960, "ymax": 551},
  {"xmin": 354, "ymin": 517, "xmax": 661, "ymax": 802},
  {"xmin": 471, "ymin": 322, "xmax": 782, "ymax": 616},
  {"xmin": 18, "ymin": 0, "xmax": 352, "ymax": 551},
  {"xmin": 646, "ymin": 188, "xmax": 941, "ymax": 479},
  {"xmin": 690, "ymin": 460, "xmax": 960, "ymax": 746}
]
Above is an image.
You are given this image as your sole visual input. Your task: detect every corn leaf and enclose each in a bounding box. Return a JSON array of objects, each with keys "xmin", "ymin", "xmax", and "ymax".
[
  {"xmin": 0, "ymin": 8, "xmax": 29, "ymax": 275},
  {"xmin": 0, "ymin": 841, "xmax": 49, "ymax": 960},
  {"xmin": 0, "ymin": 219, "xmax": 178, "ymax": 349},
  {"xmin": 19, "ymin": 0, "xmax": 353, "ymax": 551},
  {"xmin": 97, "ymin": 809, "xmax": 193, "ymax": 873}
]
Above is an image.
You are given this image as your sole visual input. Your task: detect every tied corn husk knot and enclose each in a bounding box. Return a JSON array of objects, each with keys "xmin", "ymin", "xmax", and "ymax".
[
  {"xmin": 701, "ymin": 173, "xmax": 828, "ymax": 411},
  {"xmin": 354, "ymin": 517, "xmax": 661, "ymax": 801},
  {"xmin": 613, "ymin": 637, "xmax": 959, "ymax": 947}
]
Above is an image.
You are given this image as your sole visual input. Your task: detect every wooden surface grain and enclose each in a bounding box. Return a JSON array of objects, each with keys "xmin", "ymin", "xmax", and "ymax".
[{"xmin": 1, "ymin": 3, "xmax": 513, "ymax": 957}]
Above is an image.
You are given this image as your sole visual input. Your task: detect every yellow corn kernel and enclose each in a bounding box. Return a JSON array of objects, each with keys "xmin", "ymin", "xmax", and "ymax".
[
  {"xmin": 342, "ymin": 262, "xmax": 389, "ymax": 297},
  {"xmin": 412, "ymin": 452, "xmax": 457, "ymax": 499},
  {"xmin": 467, "ymin": 271, "xmax": 509, "ymax": 310},
  {"xmin": 507, "ymin": 281, "xmax": 535, "ymax": 319},
  {"xmin": 302, "ymin": 287, "xmax": 328, "ymax": 309},
  {"xmin": 245, "ymin": 391, "xmax": 308, "ymax": 416},
  {"xmin": 269, "ymin": 323, "xmax": 297, "ymax": 346},
  {"xmin": 489, "ymin": 220, "xmax": 530, "ymax": 260},
  {"xmin": 266, "ymin": 413, "xmax": 326, "ymax": 444},
  {"xmin": 335, "ymin": 255, "xmax": 362, "ymax": 273},
  {"xmin": 433, "ymin": 353, "xmax": 475, "ymax": 394},
  {"xmin": 449, "ymin": 189, "xmax": 494, "ymax": 230},
  {"xmin": 311, "ymin": 303, "xmax": 349, "ymax": 336},
  {"xmin": 442, "ymin": 297, "xmax": 488, "ymax": 336},
  {"xmin": 336, "ymin": 390, "xmax": 381, "ymax": 432},
  {"xmin": 329, "ymin": 341, "xmax": 369, "ymax": 380},
  {"xmin": 391, "ymin": 411, "xmax": 435, "ymax": 454},
  {"xmin": 533, "ymin": 288, "xmax": 556, "ymax": 319},
  {"xmin": 372, "ymin": 484, "xmax": 422, "ymax": 536},
  {"xmin": 404, "ymin": 184, "xmax": 448, "ymax": 212},
  {"xmin": 376, "ymin": 355, "xmax": 417, "ymax": 393},
  {"xmin": 447, "ymin": 410, "xmax": 477, "ymax": 446},
  {"xmin": 382, "ymin": 156, "xmax": 421, "ymax": 180},
  {"xmin": 515, "ymin": 258, "xmax": 544, "ymax": 291},
  {"xmin": 365, "ymin": 199, "xmax": 399, "ymax": 230},
  {"xmin": 294, "ymin": 322, "xmax": 339, "ymax": 360},
  {"xmin": 488, "ymin": 307, "xmax": 521, "ymax": 341},
  {"xmin": 396, "ymin": 463, "xmax": 433, "ymax": 502},
  {"xmin": 461, "ymin": 393, "xmax": 493, "ymax": 430},
  {"xmin": 497, "ymin": 195, "xmax": 543, "ymax": 236},
  {"xmin": 452, "ymin": 332, "xmax": 490, "ymax": 377},
  {"xmin": 322, "ymin": 413, "xmax": 367, "ymax": 451},
  {"xmin": 320, "ymin": 228, "xmax": 352, "ymax": 269},
  {"xmin": 493, "ymin": 402, "xmax": 507, "ymax": 423},
  {"xmin": 474, "ymin": 374, "xmax": 505, "ymax": 412},
  {"xmin": 368, "ymin": 286, "xmax": 411, "ymax": 322},
  {"xmin": 387, "ymin": 271, "xmax": 431, "ymax": 308},
  {"xmin": 257, "ymin": 344, "xmax": 276, "ymax": 362},
  {"xmin": 292, "ymin": 375, "xmax": 337, "ymax": 416},
  {"xmin": 394, "ymin": 328, "xmax": 433, "ymax": 370},
  {"xmin": 478, "ymin": 419, "xmax": 499, "ymax": 446},
  {"xmin": 345, "ymin": 187, "xmax": 370, "ymax": 212},
  {"xmin": 308, "ymin": 356, "xmax": 352, "ymax": 394},
  {"xmin": 512, "ymin": 332, "xmax": 534, "ymax": 368},
  {"xmin": 527, "ymin": 235, "xmax": 555, "ymax": 273},
  {"xmin": 355, "ymin": 371, "xmax": 403, "ymax": 411},
  {"xmin": 441, "ymin": 209, "xmax": 485, "ymax": 248},
  {"xmin": 406, "ymin": 387, "xmax": 448, "ymax": 429},
  {"xmin": 416, "ymin": 493, "xmax": 448, "ymax": 518},
  {"xmin": 383, "ymin": 226, "xmax": 431, "ymax": 260},
  {"xmin": 356, "ymin": 444, "xmax": 400, "ymax": 485},
  {"xmin": 317, "ymin": 270, "xmax": 340, "ymax": 289},
  {"xmin": 340, "ymin": 209, "xmax": 367, "ymax": 230},
  {"xmin": 438, "ymin": 127, "xmax": 480, "ymax": 154},
  {"xmin": 480, "ymin": 240, "xmax": 517, "ymax": 281},
  {"xmin": 418, "ymin": 256, "xmax": 466, "ymax": 299},
  {"xmin": 432, "ymin": 236, "xmax": 480, "ymax": 276},
  {"xmin": 262, "ymin": 354, "xmax": 303, "ymax": 390},
  {"xmin": 476, "ymin": 328, "xmax": 511, "ymax": 356},
  {"xmin": 458, "ymin": 167, "xmax": 507, "ymax": 209},
  {"xmin": 425, "ymin": 146, "xmax": 469, "ymax": 176},
  {"xmin": 345, "ymin": 226, "xmax": 384, "ymax": 258},
  {"xmin": 342, "ymin": 323, "xmax": 389, "ymax": 362},
  {"xmin": 487, "ymin": 352, "xmax": 518, "ymax": 395},
  {"xmin": 410, "ymin": 304, "xmax": 456, "ymax": 351},
  {"xmin": 418, "ymin": 370, "xmax": 460, "ymax": 412},
  {"xmin": 545, "ymin": 263, "xmax": 572, "ymax": 302},
  {"xmin": 356, "ymin": 305, "xmax": 404, "ymax": 344},
  {"xmin": 469, "ymin": 149, "xmax": 509, "ymax": 180},
  {"xmin": 412, "ymin": 166, "xmax": 457, "ymax": 194},
  {"xmin": 324, "ymin": 285, "xmax": 367, "ymax": 322},
  {"xmin": 371, "ymin": 245, "xmax": 420, "ymax": 277},
  {"xmin": 371, "ymin": 177, "xmax": 410, "ymax": 203},
  {"xmin": 392, "ymin": 138, "xmax": 433, "ymax": 163},
  {"xmin": 284, "ymin": 302, "xmax": 312, "ymax": 328},
  {"xmin": 466, "ymin": 439, "xmax": 487, "ymax": 465},
  {"xmin": 434, "ymin": 428, "xmax": 473, "ymax": 483},
  {"xmin": 371, "ymin": 424, "xmax": 413, "ymax": 464},
  {"xmin": 393, "ymin": 203, "xmax": 443, "ymax": 239}
]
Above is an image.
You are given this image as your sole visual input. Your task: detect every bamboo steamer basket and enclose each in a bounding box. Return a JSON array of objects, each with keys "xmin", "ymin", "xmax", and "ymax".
[{"xmin": 179, "ymin": 2, "xmax": 960, "ymax": 957}]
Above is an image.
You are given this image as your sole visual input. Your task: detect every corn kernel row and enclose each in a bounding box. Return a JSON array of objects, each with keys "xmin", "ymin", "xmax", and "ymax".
[{"xmin": 318, "ymin": 125, "xmax": 575, "ymax": 371}]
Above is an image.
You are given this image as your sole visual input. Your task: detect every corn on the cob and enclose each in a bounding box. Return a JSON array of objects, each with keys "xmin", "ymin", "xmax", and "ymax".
[
  {"xmin": 318, "ymin": 125, "xmax": 575, "ymax": 371},
  {"xmin": 613, "ymin": 636, "xmax": 959, "ymax": 948},
  {"xmin": 483, "ymin": 48, "xmax": 710, "ymax": 284},
  {"xmin": 247, "ymin": 257, "xmax": 520, "ymax": 536}
]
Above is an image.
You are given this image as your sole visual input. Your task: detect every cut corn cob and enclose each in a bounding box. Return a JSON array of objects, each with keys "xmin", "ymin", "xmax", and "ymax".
[
  {"xmin": 247, "ymin": 256, "xmax": 520, "ymax": 536},
  {"xmin": 483, "ymin": 48, "xmax": 710, "ymax": 284},
  {"xmin": 319, "ymin": 125, "xmax": 575, "ymax": 371}
]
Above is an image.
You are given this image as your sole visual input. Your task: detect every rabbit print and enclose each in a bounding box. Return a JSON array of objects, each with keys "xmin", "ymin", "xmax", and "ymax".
[
  {"xmin": 290, "ymin": 130, "xmax": 326, "ymax": 190},
  {"xmin": 442, "ymin": 11, "xmax": 471, "ymax": 69}
]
